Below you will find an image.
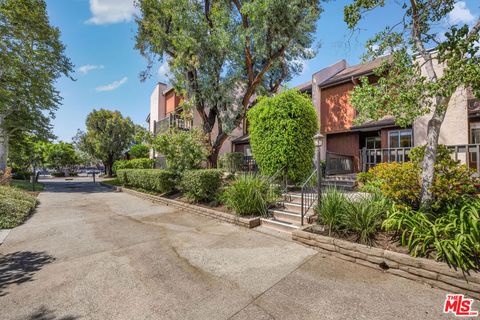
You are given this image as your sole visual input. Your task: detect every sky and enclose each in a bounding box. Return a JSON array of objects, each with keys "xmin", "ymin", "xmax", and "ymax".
[{"xmin": 46, "ymin": 0, "xmax": 480, "ymax": 142}]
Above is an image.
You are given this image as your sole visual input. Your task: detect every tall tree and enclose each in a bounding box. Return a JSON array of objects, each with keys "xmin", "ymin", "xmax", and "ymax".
[
  {"xmin": 44, "ymin": 142, "xmax": 79, "ymax": 172},
  {"xmin": 78, "ymin": 109, "xmax": 135, "ymax": 176},
  {"xmin": 0, "ymin": 0, "xmax": 73, "ymax": 171},
  {"xmin": 344, "ymin": 0, "xmax": 480, "ymax": 208},
  {"xmin": 135, "ymin": 0, "xmax": 321, "ymax": 166}
]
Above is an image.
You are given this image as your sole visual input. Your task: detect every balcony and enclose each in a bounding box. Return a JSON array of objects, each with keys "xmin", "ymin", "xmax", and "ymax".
[
  {"xmin": 154, "ymin": 113, "xmax": 192, "ymax": 135},
  {"xmin": 360, "ymin": 144, "xmax": 480, "ymax": 173}
]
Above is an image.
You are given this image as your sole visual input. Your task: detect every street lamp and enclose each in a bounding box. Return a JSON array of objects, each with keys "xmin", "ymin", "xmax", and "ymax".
[{"xmin": 314, "ymin": 133, "xmax": 324, "ymax": 208}]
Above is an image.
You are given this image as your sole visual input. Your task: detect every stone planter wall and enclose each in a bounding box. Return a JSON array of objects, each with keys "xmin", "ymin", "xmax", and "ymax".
[
  {"xmin": 103, "ymin": 183, "xmax": 260, "ymax": 229},
  {"xmin": 292, "ymin": 228, "xmax": 480, "ymax": 300}
]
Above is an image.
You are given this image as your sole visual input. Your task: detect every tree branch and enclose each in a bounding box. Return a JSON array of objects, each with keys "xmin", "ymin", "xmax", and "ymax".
[{"xmin": 232, "ymin": 0, "xmax": 254, "ymax": 85}]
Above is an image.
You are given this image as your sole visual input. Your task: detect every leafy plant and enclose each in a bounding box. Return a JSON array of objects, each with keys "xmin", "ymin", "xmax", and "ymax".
[
  {"xmin": 343, "ymin": 193, "xmax": 390, "ymax": 245},
  {"xmin": 112, "ymin": 158, "xmax": 155, "ymax": 174},
  {"xmin": 383, "ymin": 200, "xmax": 480, "ymax": 271},
  {"xmin": 153, "ymin": 128, "xmax": 208, "ymax": 173},
  {"xmin": 248, "ymin": 89, "xmax": 319, "ymax": 183},
  {"xmin": 317, "ymin": 188, "xmax": 349, "ymax": 236},
  {"xmin": 129, "ymin": 144, "xmax": 150, "ymax": 159},
  {"xmin": 117, "ymin": 169, "xmax": 176, "ymax": 194},
  {"xmin": 0, "ymin": 186, "xmax": 38, "ymax": 228},
  {"xmin": 222, "ymin": 174, "xmax": 278, "ymax": 216},
  {"xmin": 181, "ymin": 169, "xmax": 223, "ymax": 202}
]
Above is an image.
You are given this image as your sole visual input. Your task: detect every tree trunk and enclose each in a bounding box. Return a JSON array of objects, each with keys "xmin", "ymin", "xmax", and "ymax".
[
  {"xmin": 0, "ymin": 117, "xmax": 9, "ymax": 172},
  {"xmin": 419, "ymin": 102, "xmax": 448, "ymax": 208}
]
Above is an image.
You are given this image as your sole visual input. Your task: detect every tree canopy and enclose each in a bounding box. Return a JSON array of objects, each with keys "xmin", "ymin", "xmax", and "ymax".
[
  {"xmin": 135, "ymin": 0, "xmax": 321, "ymax": 166},
  {"xmin": 78, "ymin": 109, "xmax": 135, "ymax": 176},
  {"xmin": 0, "ymin": 0, "xmax": 73, "ymax": 171},
  {"xmin": 344, "ymin": 0, "xmax": 480, "ymax": 207}
]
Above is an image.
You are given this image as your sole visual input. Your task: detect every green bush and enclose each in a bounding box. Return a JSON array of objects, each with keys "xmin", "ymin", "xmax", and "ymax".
[
  {"xmin": 316, "ymin": 188, "xmax": 349, "ymax": 236},
  {"xmin": 222, "ymin": 174, "xmax": 279, "ymax": 216},
  {"xmin": 383, "ymin": 199, "xmax": 480, "ymax": 271},
  {"xmin": 117, "ymin": 169, "xmax": 176, "ymax": 194},
  {"xmin": 248, "ymin": 89, "xmax": 319, "ymax": 183},
  {"xmin": 11, "ymin": 170, "xmax": 32, "ymax": 181},
  {"xmin": 181, "ymin": 169, "xmax": 223, "ymax": 202},
  {"xmin": 219, "ymin": 152, "xmax": 244, "ymax": 173},
  {"xmin": 68, "ymin": 172, "xmax": 78, "ymax": 177},
  {"xmin": 112, "ymin": 158, "xmax": 155, "ymax": 173},
  {"xmin": 0, "ymin": 186, "xmax": 38, "ymax": 228},
  {"xmin": 129, "ymin": 144, "xmax": 150, "ymax": 159},
  {"xmin": 358, "ymin": 145, "xmax": 479, "ymax": 210},
  {"xmin": 153, "ymin": 128, "xmax": 208, "ymax": 173}
]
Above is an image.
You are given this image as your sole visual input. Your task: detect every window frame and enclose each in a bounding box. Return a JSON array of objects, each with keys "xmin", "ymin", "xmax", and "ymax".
[{"xmin": 388, "ymin": 129, "xmax": 413, "ymax": 148}]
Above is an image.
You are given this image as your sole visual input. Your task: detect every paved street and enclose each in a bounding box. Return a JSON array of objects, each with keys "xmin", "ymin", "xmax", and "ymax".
[{"xmin": 0, "ymin": 179, "xmax": 449, "ymax": 320}]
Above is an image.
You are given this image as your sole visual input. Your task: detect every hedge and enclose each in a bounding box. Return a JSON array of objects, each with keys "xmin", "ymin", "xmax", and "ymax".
[
  {"xmin": 0, "ymin": 186, "xmax": 38, "ymax": 228},
  {"xmin": 117, "ymin": 169, "xmax": 176, "ymax": 194},
  {"xmin": 113, "ymin": 158, "xmax": 155, "ymax": 174},
  {"xmin": 181, "ymin": 169, "xmax": 223, "ymax": 202}
]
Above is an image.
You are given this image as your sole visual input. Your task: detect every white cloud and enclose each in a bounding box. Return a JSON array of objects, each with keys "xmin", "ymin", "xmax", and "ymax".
[
  {"xmin": 86, "ymin": 0, "xmax": 138, "ymax": 25},
  {"xmin": 96, "ymin": 77, "xmax": 128, "ymax": 92},
  {"xmin": 77, "ymin": 64, "xmax": 104, "ymax": 75},
  {"xmin": 448, "ymin": 1, "xmax": 476, "ymax": 25}
]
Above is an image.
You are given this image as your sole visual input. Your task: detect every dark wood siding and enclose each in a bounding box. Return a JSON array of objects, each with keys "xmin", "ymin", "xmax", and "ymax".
[{"xmin": 326, "ymin": 132, "xmax": 360, "ymax": 172}]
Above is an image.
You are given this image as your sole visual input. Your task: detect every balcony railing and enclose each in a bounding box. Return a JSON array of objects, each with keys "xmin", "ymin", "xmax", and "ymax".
[
  {"xmin": 360, "ymin": 144, "xmax": 480, "ymax": 173},
  {"xmin": 154, "ymin": 113, "xmax": 192, "ymax": 135}
]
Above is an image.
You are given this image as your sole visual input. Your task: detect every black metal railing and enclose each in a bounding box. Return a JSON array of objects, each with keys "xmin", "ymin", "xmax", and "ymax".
[
  {"xmin": 265, "ymin": 166, "xmax": 289, "ymax": 215},
  {"xmin": 326, "ymin": 152, "xmax": 354, "ymax": 175},
  {"xmin": 242, "ymin": 156, "xmax": 258, "ymax": 172},
  {"xmin": 300, "ymin": 168, "xmax": 318, "ymax": 226},
  {"xmin": 360, "ymin": 144, "xmax": 480, "ymax": 173}
]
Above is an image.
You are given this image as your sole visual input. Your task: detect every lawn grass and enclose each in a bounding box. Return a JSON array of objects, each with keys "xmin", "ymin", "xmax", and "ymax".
[{"xmin": 11, "ymin": 179, "xmax": 45, "ymax": 192}]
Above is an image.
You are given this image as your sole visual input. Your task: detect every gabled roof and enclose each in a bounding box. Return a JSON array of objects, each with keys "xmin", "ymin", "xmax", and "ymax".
[{"xmin": 320, "ymin": 56, "xmax": 390, "ymax": 88}]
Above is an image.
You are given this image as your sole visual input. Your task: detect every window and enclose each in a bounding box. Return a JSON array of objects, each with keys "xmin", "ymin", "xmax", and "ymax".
[
  {"xmin": 365, "ymin": 136, "xmax": 381, "ymax": 149},
  {"xmin": 388, "ymin": 129, "xmax": 412, "ymax": 148},
  {"xmin": 471, "ymin": 123, "xmax": 480, "ymax": 144}
]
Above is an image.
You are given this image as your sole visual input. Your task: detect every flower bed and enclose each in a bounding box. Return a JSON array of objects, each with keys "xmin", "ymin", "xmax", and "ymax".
[{"xmin": 293, "ymin": 226, "xmax": 480, "ymax": 299}]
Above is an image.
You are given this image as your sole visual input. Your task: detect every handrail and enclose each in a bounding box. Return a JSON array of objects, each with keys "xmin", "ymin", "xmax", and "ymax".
[
  {"xmin": 265, "ymin": 165, "xmax": 288, "ymax": 215},
  {"xmin": 300, "ymin": 168, "xmax": 318, "ymax": 226}
]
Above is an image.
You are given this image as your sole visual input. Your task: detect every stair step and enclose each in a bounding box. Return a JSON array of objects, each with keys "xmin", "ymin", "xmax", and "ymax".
[
  {"xmin": 260, "ymin": 217, "xmax": 300, "ymax": 233},
  {"xmin": 270, "ymin": 209, "xmax": 304, "ymax": 224}
]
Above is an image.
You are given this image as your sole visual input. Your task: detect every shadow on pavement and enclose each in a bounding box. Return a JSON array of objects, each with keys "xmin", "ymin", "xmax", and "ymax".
[
  {"xmin": 0, "ymin": 251, "xmax": 55, "ymax": 297},
  {"xmin": 22, "ymin": 306, "xmax": 79, "ymax": 320},
  {"xmin": 41, "ymin": 181, "xmax": 115, "ymax": 194}
]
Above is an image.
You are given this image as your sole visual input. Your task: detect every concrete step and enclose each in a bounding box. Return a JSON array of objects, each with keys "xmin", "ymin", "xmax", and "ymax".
[
  {"xmin": 271, "ymin": 208, "xmax": 317, "ymax": 225},
  {"xmin": 321, "ymin": 180, "xmax": 355, "ymax": 191},
  {"xmin": 260, "ymin": 217, "xmax": 300, "ymax": 233}
]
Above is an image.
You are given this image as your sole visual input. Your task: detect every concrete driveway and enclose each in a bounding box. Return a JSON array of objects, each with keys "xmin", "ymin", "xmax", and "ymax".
[{"xmin": 0, "ymin": 179, "xmax": 449, "ymax": 319}]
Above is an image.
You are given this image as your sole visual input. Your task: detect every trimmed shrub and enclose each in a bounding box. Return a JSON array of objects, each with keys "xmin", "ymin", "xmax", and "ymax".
[
  {"xmin": 112, "ymin": 158, "xmax": 155, "ymax": 173},
  {"xmin": 222, "ymin": 174, "xmax": 278, "ymax": 216},
  {"xmin": 219, "ymin": 152, "xmax": 244, "ymax": 173},
  {"xmin": 117, "ymin": 169, "xmax": 176, "ymax": 194},
  {"xmin": 11, "ymin": 170, "xmax": 32, "ymax": 181},
  {"xmin": 181, "ymin": 169, "xmax": 223, "ymax": 202},
  {"xmin": 248, "ymin": 89, "xmax": 319, "ymax": 183},
  {"xmin": 0, "ymin": 186, "xmax": 38, "ymax": 228}
]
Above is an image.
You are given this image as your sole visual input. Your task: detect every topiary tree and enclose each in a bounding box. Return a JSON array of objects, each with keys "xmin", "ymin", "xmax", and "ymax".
[{"xmin": 248, "ymin": 89, "xmax": 318, "ymax": 183}]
